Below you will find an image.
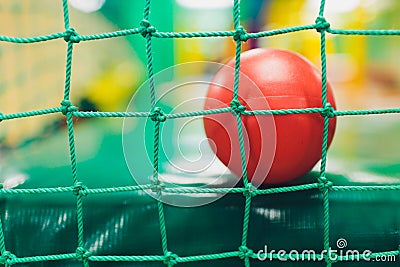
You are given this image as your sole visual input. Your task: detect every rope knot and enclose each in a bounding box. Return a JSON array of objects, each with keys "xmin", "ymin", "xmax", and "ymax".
[
  {"xmin": 140, "ymin": 20, "xmax": 156, "ymax": 37},
  {"xmin": 150, "ymin": 107, "xmax": 167, "ymax": 122},
  {"xmin": 243, "ymin": 183, "xmax": 257, "ymax": 197},
  {"xmin": 75, "ymin": 247, "xmax": 91, "ymax": 262},
  {"xmin": 60, "ymin": 100, "xmax": 78, "ymax": 116},
  {"xmin": 0, "ymin": 251, "xmax": 16, "ymax": 265},
  {"xmin": 238, "ymin": 246, "xmax": 254, "ymax": 259},
  {"xmin": 321, "ymin": 103, "xmax": 335, "ymax": 118},
  {"xmin": 233, "ymin": 26, "xmax": 248, "ymax": 42},
  {"xmin": 150, "ymin": 179, "xmax": 165, "ymax": 194},
  {"xmin": 73, "ymin": 182, "xmax": 88, "ymax": 197},
  {"xmin": 318, "ymin": 176, "xmax": 332, "ymax": 190},
  {"xmin": 163, "ymin": 251, "xmax": 178, "ymax": 265},
  {"xmin": 64, "ymin": 28, "xmax": 80, "ymax": 43},
  {"xmin": 230, "ymin": 100, "xmax": 246, "ymax": 115},
  {"xmin": 0, "ymin": 112, "xmax": 3, "ymax": 123},
  {"xmin": 315, "ymin": 16, "xmax": 330, "ymax": 32}
]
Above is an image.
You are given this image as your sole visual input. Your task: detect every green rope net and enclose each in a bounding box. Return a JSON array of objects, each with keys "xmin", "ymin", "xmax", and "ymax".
[{"xmin": 1, "ymin": 0, "xmax": 400, "ymax": 266}]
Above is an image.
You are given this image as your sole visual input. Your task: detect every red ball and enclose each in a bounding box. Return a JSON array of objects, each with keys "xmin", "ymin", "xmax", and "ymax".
[{"xmin": 203, "ymin": 48, "xmax": 336, "ymax": 185}]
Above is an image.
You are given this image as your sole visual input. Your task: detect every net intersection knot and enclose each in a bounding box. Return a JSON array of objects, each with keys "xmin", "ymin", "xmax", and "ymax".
[
  {"xmin": 73, "ymin": 182, "xmax": 89, "ymax": 197},
  {"xmin": 321, "ymin": 103, "xmax": 335, "ymax": 118},
  {"xmin": 75, "ymin": 247, "xmax": 92, "ymax": 262},
  {"xmin": 318, "ymin": 176, "xmax": 333, "ymax": 190},
  {"xmin": 150, "ymin": 179, "xmax": 165, "ymax": 194},
  {"xmin": 233, "ymin": 26, "xmax": 248, "ymax": 42},
  {"xmin": 150, "ymin": 107, "xmax": 167, "ymax": 122},
  {"xmin": 64, "ymin": 28, "xmax": 80, "ymax": 43},
  {"xmin": 0, "ymin": 251, "xmax": 16, "ymax": 265},
  {"xmin": 315, "ymin": 16, "xmax": 330, "ymax": 32},
  {"xmin": 60, "ymin": 100, "xmax": 78, "ymax": 116},
  {"xmin": 243, "ymin": 183, "xmax": 257, "ymax": 197},
  {"xmin": 140, "ymin": 20, "xmax": 157, "ymax": 38},
  {"xmin": 230, "ymin": 100, "xmax": 246, "ymax": 116},
  {"xmin": 163, "ymin": 251, "xmax": 178, "ymax": 265},
  {"xmin": 239, "ymin": 245, "xmax": 254, "ymax": 259}
]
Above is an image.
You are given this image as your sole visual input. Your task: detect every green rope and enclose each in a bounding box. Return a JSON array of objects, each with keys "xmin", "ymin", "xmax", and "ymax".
[
  {"xmin": 328, "ymin": 28, "xmax": 400, "ymax": 35},
  {"xmin": 332, "ymin": 185, "xmax": 400, "ymax": 191},
  {"xmin": 76, "ymin": 28, "xmax": 143, "ymax": 41},
  {"xmin": 143, "ymin": 0, "xmax": 151, "ymax": 21},
  {"xmin": 151, "ymin": 120, "xmax": 162, "ymax": 182},
  {"xmin": 316, "ymin": 2, "xmax": 333, "ymax": 266},
  {"xmin": 63, "ymin": 42, "xmax": 74, "ymax": 100},
  {"xmin": 140, "ymin": 0, "xmax": 173, "ymax": 264},
  {"xmin": 153, "ymin": 30, "xmax": 235, "ymax": 38},
  {"xmin": 61, "ymin": 2, "xmax": 88, "ymax": 267},
  {"xmin": 175, "ymin": 251, "xmax": 240, "ymax": 263},
  {"xmin": 62, "ymin": 0, "xmax": 70, "ymax": 29},
  {"xmin": 1, "ymin": 183, "xmax": 400, "ymax": 196},
  {"xmin": 65, "ymin": 112, "xmax": 78, "ymax": 184},
  {"xmin": 90, "ymin": 255, "xmax": 165, "ymax": 262},
  {"xmin": 2, "ymin": 106, "xmax": 400, "ymax": 122},
  {"xmin": 13, "ymin": 253, "xmax": 77, "ymax": 264},
  {"xmin": 0, "ymin": 107, "xmax": 62, "ymax": 121},
  {"xmin": 1, "ymin": 28, "xmax": 399, "ymax": 45},
  {"xmin": 318, "ymin": 0, "xmax": 326, "ymax": 16},
  {"xmin": 0, "ymin": 187, "xmax": 74, "ymax": 195},
  {"xmin": 231, "ymin": 2, "xmax": 255, "ymax": 267},
  {"xmin": 0, "ymin": 217, "xmax": 6, "ymax": 254},
  {"xmin": 0, "ymin": 0, "xmax": 399, "ymax": 266},
  {"xmin": 246, "ymin": 24, "xmax": 316, "ymax": 38},
  {"xmin": 0, "ymin": 32, "xmax": 66, "ymax": 43},
  {"xmin": 144, "ymin": 27, "xmax": 156, "ymax": 107},
  {"xmin": 72, "ymin": 111, "xmax": 151, "ymax": 118}
]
